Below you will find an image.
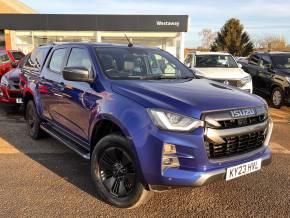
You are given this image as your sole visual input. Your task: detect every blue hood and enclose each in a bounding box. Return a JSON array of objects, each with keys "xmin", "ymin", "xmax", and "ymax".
[{"xmin": 111, "ymin": 79, "xmax": 264, "ymax": 119}]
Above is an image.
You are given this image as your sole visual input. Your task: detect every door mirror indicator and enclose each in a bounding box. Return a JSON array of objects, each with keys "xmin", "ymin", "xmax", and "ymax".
[{"xmin": 62, "ymin": 66, "xmax": 93, "ymax": 83}]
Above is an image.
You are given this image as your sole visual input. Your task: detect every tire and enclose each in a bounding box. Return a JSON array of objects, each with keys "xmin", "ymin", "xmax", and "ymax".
[
  {"xmin": 91, "ymin": 134, "xmax": 151, "ymax": 208},
  {"xmin": 25, "ymin": 100, "xmax": 44, "ymax": 139},
  {"xmin": 271, "ymin": 87, "xmax": 284, "ymax": 109}
]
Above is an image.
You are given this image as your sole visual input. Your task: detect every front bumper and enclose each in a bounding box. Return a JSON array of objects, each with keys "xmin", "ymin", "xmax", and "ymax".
[
  {"xmin": 150, "ymin": 149, "xmax": 271, "ymax": 190},
  {"xmin": 133, "ymin": 115, "xmax": 273, "ymax": 190}
]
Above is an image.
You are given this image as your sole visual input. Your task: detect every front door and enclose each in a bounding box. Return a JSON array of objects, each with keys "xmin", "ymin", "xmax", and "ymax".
[{"xmin": 58, "ymin": 47, "xmax": 96, "ymax": 141}]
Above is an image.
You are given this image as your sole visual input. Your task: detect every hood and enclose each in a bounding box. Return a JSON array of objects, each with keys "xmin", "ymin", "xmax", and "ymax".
[
  {"xmin": 111, "ymin": 79, "xmax": 264, "ymax": 119},
  {"xmin": 194, "ymin": 67, "xmax": 249, "ymax": 80}
]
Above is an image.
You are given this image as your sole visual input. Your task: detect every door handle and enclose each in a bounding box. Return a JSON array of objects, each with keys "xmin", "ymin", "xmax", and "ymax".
[{"xmin": 60, "ymin": 82, "xmax": 64, "ymax": 86}]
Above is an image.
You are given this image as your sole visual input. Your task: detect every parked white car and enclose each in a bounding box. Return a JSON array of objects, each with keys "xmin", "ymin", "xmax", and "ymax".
[{"xmin": 184, "ymin": 52, "xmax": 253, "ymax": 93}]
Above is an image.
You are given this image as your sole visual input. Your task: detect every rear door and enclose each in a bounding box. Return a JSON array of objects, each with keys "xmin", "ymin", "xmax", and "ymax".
[
  {"xmin": 257, "ymin": 54, "xmax": 273, "ymax": 95},
  {"xmin": 247, "ymin": 54, "xmax": 262, "ymax": 92},
  {"xmin": 39, "ymin": 47, "xmax": 69, "ymax": 122}
]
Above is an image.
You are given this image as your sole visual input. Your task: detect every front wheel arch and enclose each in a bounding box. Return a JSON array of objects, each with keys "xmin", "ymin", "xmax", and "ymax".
[{"xmin": 89, "ymin": 117, "xmax": 149, "ymax": 190}]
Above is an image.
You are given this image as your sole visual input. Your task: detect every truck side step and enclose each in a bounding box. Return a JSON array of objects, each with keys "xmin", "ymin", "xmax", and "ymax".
[{"xmin": 41, "ymin": 123, "xmax": 90, "ymax": 160}]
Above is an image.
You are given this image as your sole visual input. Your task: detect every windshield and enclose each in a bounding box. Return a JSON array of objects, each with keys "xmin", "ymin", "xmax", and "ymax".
[
  {"xmin": 195, "ymin": 55, "xmax": 238, "ymax": 68},
  {"xmin": 11, "ymin": 51, "xmax": 25, "ymax": 61},
  {"xmin": 271, "ymin": 54, "xmax": 290, "ymax": 69},
  {"xmin": 94, "ymin": 47, "xmax": 195, "ymax": 80}
]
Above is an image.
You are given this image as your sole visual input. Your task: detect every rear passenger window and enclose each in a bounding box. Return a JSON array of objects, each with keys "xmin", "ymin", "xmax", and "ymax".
[
  {"xmin": 49, "ymin": 49, "xmax": 67, "ymax": 73},
  {"xmin": 66, "ymin": 48, "xmax": 92, "ymax": 70},
  {"xmin": 25, "ymin": 47, "xmax": 50, "ymax": 72}
]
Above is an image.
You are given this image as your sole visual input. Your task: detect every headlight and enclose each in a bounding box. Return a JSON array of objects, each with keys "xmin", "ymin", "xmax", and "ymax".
[
  {"xmin": 240, "ymin": 75, "xmax": 252, "ymax": 86},
  {"xmin": 147, "ymin": 109, "xmax": 204, "ymax": 132},
  {"xmin": 286, "ymin": 77, "xmax": 290, "ymax": 84},
  {"xmin": 0, "ymin": 76, "xmax": 9, "ymax": 87}
]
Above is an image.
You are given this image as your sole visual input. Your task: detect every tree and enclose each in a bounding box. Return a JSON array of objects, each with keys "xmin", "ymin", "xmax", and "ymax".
[
  {"xmin": 211, "ymin": 18, "xmax": 254, "ymax": 56},
  {"xmin": 255, "ymin": 35, "xmax": 286, "ymax": 51},
  {"xmin": 199, "ymin": 28, "xmax": 216, "ymax": 50}
]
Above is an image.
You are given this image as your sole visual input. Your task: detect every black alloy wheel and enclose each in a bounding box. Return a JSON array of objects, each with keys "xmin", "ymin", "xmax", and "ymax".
[
  {"xmin": 91, "ymin": 134, "xmax": 151, "ymax": 208},
  {"xmin": 26, "ymin": 100, "xmax": 43, "ymax": 139},
  {"xmin": 271, "ymin": 87, "xmax": 284, "ymax": 109},
  {"xmin": 99, "ymin": 147, "xmax": 136, "ymax": 198}
]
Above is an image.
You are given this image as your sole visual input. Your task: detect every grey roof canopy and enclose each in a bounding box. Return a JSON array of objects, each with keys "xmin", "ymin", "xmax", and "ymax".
[{"xmin": 0, "ymin": 14, "xmax": 188, "ymax": 32}]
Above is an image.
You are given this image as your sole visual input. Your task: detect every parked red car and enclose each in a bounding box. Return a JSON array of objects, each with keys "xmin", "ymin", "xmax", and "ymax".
[
  {"xmin": 0, "ymin": 54, "xmax": 28, "ymax": 111},
  {"xmin": 0, "ymin": 50, "xmax": 25, "ymax": 80}
]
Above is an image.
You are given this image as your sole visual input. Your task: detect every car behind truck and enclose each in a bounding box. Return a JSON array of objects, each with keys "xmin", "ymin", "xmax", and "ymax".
[
  {"xmin": 238, "ymin": 52, "xmax": 290, "ymax": 108},
  {"xmin": 21, "ymin": 43, "xmax": 273, "ymax": 208},
  {"xmin": 184, "ymin": 52, "xmax": 253, "ymax": 93}
]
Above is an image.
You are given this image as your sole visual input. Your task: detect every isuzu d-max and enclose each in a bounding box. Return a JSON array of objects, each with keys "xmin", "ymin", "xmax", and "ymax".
[{"xmin": 21, "ymin": 43, "xmax": 273, "ymax": 208}]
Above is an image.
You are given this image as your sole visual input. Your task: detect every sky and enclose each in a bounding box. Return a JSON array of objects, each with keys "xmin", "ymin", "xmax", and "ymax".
[{"xmin": 20, "ymin": 0, "xmax": 290, "ymax": 47}]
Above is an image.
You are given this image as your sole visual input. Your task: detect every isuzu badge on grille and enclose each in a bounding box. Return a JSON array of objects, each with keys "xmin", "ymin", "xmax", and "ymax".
[{"xmin": 230, "ymin": 108, "xmax": 256, "ymax": 118}]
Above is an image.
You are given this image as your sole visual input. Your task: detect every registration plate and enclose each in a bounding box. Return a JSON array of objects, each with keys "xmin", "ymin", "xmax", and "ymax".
[
  {"xmin": 226, "ymin": 159, "xmax": 262, "ymax": 181},
  {"xmin": 16, "ymin": 98, "xmax": 23, "ymax": 104}
]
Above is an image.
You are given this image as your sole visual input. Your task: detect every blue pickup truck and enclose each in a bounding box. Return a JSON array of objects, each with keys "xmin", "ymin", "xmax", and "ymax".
[{"xmin": 20, "ymin": 43, "xmax": 273, "ymax": 208}]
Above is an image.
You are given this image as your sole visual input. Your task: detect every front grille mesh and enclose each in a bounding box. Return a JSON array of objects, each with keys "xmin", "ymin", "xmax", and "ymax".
[
  {"xmin": 213, "ymin": 79, "xmax": 243, "ymax": 87},
  {"xmin": 218, "ymin": 115, "xmax": 266, "ymax": 129},
  {"xmin": 8, "ymin": 92, "xmax": 22, "ymax": 98},
  {"xmin": 206, "ymin": 130, "xmax": 266, "ymax": 159}
]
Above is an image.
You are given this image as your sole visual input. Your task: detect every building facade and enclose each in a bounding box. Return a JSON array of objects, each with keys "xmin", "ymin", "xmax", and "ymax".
[{"xmin": 0, "ymin": 2, "xmax": 188, "ymax": 61}]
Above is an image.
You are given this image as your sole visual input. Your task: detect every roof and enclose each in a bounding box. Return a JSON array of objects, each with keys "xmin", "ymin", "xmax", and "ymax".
[
  {"xmin": 188, "ymin": 51, "xmax": 231, "ymax": 55},
  {"xmin": 0, "ymin": 0, "xmax": 36, "ymax": 14},
  {"xmin": 254, "ymin": 51, "xmax": 290, "ymax": 55},
  {"xmin": 45, "ymin": 42, "xmax": 160, "ymax": 50}
]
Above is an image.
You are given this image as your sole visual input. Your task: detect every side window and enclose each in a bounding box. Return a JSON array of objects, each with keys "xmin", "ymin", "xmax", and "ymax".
[
  {"xmin": 66, "ymin": 48, "xmax": 92, "ymax": 70},
  {"xmin": 184, "ymin": 54, "xmax": 192, "ymax": 67},
  {"xmin": 24, "ymin": 47, "xmax": 50, "ymax": 72},
  {"xmin": 261, "ymin": 55, "xmax": 272, "ymax": 68},
  {"xmin": 49, "ymin": 48, "xmax": 67, "ymax": 73},
  {"xmin": 249, "ymin": 54, "xmax": 260, "ymax": 66}
]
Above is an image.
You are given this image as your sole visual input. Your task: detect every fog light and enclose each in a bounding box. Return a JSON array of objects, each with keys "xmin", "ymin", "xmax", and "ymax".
[
  {"xmin": 0, "ymin": 90, "xmax": 3, "ymax": 97},
  {"xmin": 161, "ymin": 143, "xmax": 180, "ymax": 174}
]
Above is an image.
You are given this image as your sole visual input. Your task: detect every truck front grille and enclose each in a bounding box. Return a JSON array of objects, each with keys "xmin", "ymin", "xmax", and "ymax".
[
  {"xmin": 8, "ymin": 92, "xmax": 22, "ymax": 98},
  {"xmin": 218, "ymin": 114, "xmax": 267, "ymax": 129},
  {"xmin": 213, "ymin": 79, "xmax": 243, "ymax": 88},
  {"xmin": 203, "ymin": 106, "xmax": 268, "ymax": 160},
  {"xmin": 205, "ymin": 130, "xmax": 266, "ymax": 159}
]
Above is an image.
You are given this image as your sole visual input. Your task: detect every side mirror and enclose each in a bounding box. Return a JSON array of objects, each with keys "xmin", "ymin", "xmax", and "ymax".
[
  {"xmin": 238, "ymin": 63, "xmax": 242, "ymax": 68},
  {"xmin": 62, "ymin": 66, "xmax": 93, "ymax": 83},
  {"xmin": 11, "ymin": 62, "xmax": 18, "ymax": 68}
]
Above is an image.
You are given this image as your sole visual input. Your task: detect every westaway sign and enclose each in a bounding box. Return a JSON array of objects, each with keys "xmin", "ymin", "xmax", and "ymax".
[{"xmin": 156, "ymin": 21, "xmax": 180, "ymax": 27}]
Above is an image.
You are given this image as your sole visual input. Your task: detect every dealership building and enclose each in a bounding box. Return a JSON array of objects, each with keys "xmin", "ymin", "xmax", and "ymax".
[{"xmin": 0, "ymin": 0, "xmax": 189, "ymax": 61}]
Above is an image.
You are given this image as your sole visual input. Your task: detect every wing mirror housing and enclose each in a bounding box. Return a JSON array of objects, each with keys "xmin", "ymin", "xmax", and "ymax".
[{"xmin": 62, "ymin": 66, "xmax": 94, "ymax": 83}]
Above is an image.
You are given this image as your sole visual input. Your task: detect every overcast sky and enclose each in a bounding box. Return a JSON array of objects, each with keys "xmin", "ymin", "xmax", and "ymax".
[{"xmin": 20, "ymin": 0, "xmax": 290, "ymax": 47}]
